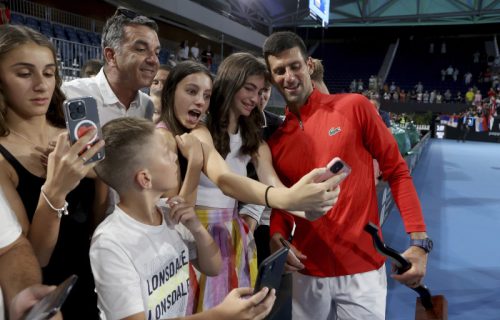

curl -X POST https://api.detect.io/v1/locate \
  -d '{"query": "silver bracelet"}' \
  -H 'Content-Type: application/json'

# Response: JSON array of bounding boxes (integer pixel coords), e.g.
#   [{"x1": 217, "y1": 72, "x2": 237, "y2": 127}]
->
[{"x1": 40, "y1": 186, "x2": 69, "y2": 219}]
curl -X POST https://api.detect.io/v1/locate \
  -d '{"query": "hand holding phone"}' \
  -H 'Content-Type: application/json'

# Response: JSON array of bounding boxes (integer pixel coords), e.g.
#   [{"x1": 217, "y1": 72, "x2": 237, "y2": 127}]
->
[
  {"x1": 313, "y1": 157, "x2": 351, "y2": 183},
  {"x1": 24, "y1": 275, "x2": 78, "y2": 320},
  {"x1": 254, "y1": 245, "x2": 288, "y2": 294},
  {"x1": 62, "y1": 97, "x2": 105, "y2": 164}
]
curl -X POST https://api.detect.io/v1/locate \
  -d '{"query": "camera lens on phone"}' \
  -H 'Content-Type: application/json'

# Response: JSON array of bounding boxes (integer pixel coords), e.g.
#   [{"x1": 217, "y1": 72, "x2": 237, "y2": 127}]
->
[{"x1": 331, "y1": 161, "x2": 344, "y2": 174}]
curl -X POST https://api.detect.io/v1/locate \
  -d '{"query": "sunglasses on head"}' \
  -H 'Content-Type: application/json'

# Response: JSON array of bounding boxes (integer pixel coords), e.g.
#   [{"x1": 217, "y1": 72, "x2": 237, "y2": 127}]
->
[{"x1": 116, "y1": 7, "x2": 140, "y2": 19}]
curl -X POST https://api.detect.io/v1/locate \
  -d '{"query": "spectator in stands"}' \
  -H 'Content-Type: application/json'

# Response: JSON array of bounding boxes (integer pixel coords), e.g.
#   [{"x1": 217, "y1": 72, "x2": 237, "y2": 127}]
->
[
  {"x1": 455, "y1": 91, "x2": 463, "y2": 103},
  {"x1": 263, "y1": 31, "x2": 430, "y2": 320},
  {"x1": 436, "y1": 91, "x2": 443, "y2": 103},
  {"x1": 310, "y1": 58, "x2": 329, "y2": 94},
  {"x1": 392, "y1": 89, "x2": 399, "y2": 102},
  {"x1": 444, "y1": 89, "x2": 452, "y2": 103},
  {"x1": 178, "y1": 40, "x2": 190, "y2": 61},
  {"x1": 200, "y1": 44, "x2": 213, "y2": 70},
  {"x1": 80, "y1": 58, "x2": 103, "y2": 78},
  {"x1": 399, "y1": 89, "x2": 407, "y2": 102},
  {"x1": 487, "y1": 87, "x2": 496, "y2": 99},
  {"x1": 465, "y1": 87, "x2": 475, "y2": 105},
  {"x1": 453, "y1": 67, "x2": 459, "y2": 82},
  {"x1": 0, "y1": 24, "x2": 104, "y2": 319},
  {"x1": 150, "y1": 64, "x2": 172, "y2": 96},
  {"x1": 446, "y1": 65, "x2": 454, "y2": 80},
  {"x1": 474, "y1": 89, "x2": 483, "y2": 107},
  {"x1": 368, "y1": 75, "x2": 377, "y2": 90},
  {"x1": 389, "y1": 81, "x2": 396, "y2": 93},
  {"x1": 349, "y1": 79, "x2": 357, "y2": 92},
  {"x1": 190, "y1": 41, "x2": 200, "y2": 61},
  {"x1": 416, "y1": 90, "x2": 423, "y2": 103},
  {"x1": 415, "y1": 81, "x2": 423, "y2": 93},
  {"x1": 89, "y1": 117, "x2": 276, "y2": 320},
  {"x1": 423, "y1": 90, "x2": 430, "y2": 103},
  {"x1": 168, "y1": 53, "x2": 178, "y2": 67},
  {"x1": 464, "y1": 71, "x2": 473, "y2": 86},
  {"x1": 0, "y1": 187, "x2": 59, "y2": 320},
  {"x1": 62, "y1": 7, "x2": 158, "y2": 125},
  {"x1": 473, "y1": 51, "x2": 480, "y2": 63},
  {"x1": 441, "y1": 68, "x2": 446, "y2": 81},
  {"x1": 357, "y1": 78, "x2": 364, "y2": 92},
  {"x1": 429, "y1": 90, "x2": 436, "y2": 103}
]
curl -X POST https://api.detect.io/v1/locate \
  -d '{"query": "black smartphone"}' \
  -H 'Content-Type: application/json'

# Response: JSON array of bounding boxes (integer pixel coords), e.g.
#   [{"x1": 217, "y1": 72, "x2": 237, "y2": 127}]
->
[
  {"x1": 254, "y1": 245, "x2": 289, "y2": 294},
  {"x1": 25, "y1": 275, "x2": 78, "y2": 320},
  {"x1": 62, "y1": 96, "x2": 105, "y2": 163}
]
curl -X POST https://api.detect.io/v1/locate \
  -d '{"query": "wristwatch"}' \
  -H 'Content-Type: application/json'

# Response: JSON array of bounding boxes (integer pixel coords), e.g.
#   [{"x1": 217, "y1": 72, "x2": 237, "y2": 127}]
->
[{"x1": 410, "y1": 238, "x2": 433, "y2": 253}]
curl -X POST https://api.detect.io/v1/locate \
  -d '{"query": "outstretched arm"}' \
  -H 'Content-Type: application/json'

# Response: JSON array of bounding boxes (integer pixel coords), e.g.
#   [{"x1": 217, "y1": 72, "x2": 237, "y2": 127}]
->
[
  {"x1": 121, "y1": 287, "x2": 275, "y2": 320},
  {"x1": 190, "y1": 126, "x2": 340, "y2": 212}
]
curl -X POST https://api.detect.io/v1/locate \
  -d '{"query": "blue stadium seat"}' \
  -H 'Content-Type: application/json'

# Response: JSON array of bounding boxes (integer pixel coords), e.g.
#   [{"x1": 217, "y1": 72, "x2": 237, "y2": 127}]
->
[
  {"x1": 53, "y1": 23, "x2": 67, "y2": 40},
  {"x1": 24, "y1": 16, "x2": 40, "y2": 32},
  {"x1": 10, "y1": 13, "x2": 24, "y2": 25}
]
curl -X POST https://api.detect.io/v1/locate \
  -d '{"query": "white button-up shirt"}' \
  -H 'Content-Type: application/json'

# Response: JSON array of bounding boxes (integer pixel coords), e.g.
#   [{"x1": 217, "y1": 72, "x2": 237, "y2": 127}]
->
[{"x1": 62, "y1": 68, "x2": 154, "y2": 125}]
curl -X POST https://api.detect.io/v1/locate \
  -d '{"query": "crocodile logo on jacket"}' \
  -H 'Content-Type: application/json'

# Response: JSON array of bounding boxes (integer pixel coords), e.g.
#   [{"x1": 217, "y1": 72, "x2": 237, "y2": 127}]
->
[{"x1": 328, "y1": 127, "x2": 341, "y2": 136}]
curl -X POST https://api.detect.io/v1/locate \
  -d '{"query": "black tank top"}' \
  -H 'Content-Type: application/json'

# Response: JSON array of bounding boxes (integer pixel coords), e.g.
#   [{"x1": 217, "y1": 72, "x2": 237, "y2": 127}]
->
[{"x1": 0, "y1": 144, "x2": 99, "y2": 319}]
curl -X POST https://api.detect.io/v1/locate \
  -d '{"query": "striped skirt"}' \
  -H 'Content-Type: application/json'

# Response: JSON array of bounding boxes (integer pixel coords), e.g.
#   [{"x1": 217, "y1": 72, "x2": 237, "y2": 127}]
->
[{"x1": 188, "y1": 207, "x2": 257, "y2": 313}]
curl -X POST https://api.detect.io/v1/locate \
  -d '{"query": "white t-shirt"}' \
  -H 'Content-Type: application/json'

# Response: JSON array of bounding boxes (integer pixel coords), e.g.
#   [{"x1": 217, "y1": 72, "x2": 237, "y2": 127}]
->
[
  {"x1": 61, "y1": 68, "x2": 154, "y2": 125},
  {"x1": 90, "y1": 204, "x2": 197, "y2": 320},
  {"x1": 0, "y1": 187, "x2": 21, "y2": 249}
]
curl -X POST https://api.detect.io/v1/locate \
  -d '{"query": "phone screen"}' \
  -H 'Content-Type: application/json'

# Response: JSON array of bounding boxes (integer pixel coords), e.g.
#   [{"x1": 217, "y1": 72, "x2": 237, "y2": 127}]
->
[{"x1": 25, "y1": 275, "x2": 78, "y2": 320}]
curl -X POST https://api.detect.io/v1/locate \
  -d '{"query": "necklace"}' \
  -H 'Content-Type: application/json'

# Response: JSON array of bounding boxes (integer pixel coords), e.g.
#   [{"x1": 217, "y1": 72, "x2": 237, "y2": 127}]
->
[{"x1": 9, "y1": 128, "x2": 48, "y2": 149}]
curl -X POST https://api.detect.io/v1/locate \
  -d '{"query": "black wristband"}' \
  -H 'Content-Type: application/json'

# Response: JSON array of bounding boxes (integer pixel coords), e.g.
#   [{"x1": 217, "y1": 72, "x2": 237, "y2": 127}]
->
[{"x1": 265, "y1": 185, "x2": 274, "y2": 208}]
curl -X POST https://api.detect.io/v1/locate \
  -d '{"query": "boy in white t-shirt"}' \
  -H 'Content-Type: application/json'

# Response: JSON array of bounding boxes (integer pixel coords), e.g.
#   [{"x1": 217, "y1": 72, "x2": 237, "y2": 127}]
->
[{"x1": 91, "y1": 117, "x2": 275, "y2": 320}]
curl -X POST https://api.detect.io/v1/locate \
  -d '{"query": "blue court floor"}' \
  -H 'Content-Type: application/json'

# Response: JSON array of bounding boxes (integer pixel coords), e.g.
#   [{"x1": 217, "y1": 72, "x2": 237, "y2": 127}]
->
[{"x1": 384, "y1": 139, "x2": 500, "y2": 320}]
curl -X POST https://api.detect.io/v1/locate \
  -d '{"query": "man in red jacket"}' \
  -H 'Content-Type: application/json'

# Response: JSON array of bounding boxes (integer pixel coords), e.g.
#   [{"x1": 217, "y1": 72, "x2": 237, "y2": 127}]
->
[{"x1": 263, "y1": 31, "x2": 431, "y2": 319}]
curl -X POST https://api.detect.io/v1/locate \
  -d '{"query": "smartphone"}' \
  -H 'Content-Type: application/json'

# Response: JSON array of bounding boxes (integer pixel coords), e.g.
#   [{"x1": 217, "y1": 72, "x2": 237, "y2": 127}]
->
[
  {"x1": 314, "y1": 157, "x2": 351, "y2": 183},
  {"x1": 254, "y1": 246, "x2": 289, "y2": 294},
  {"x1": 25, "y1": 275, "x2": 78, "y2": 320},
  {"x1": 62, "y1": 96, "x2": 105, "y2": 163}
]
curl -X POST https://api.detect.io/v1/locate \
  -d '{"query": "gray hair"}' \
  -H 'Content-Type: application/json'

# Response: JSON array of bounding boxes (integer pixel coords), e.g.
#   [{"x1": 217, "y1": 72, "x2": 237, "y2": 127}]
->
[{"x1": 101, "y1": 8, "x2": 159, "y2": 54}]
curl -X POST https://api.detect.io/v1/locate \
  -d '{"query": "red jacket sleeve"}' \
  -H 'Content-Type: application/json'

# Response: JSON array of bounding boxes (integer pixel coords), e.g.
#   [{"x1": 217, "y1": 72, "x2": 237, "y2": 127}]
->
[{"x1": 269, "y1": 208, "x2": 295, "y2": 239}]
